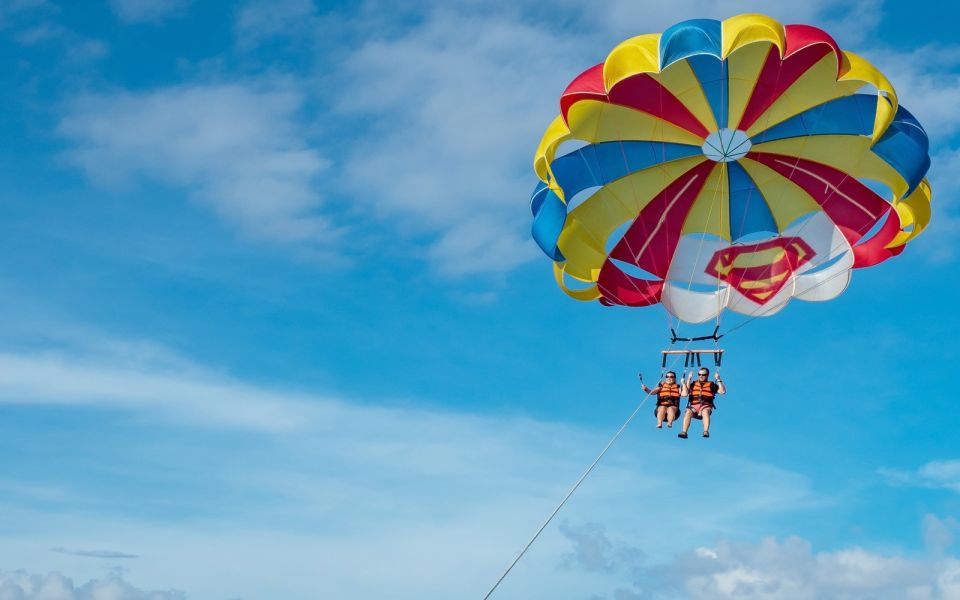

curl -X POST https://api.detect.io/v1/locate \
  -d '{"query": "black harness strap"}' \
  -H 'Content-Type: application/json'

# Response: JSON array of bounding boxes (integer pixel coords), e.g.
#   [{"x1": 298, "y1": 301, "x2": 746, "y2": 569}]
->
[{"x1": 669, "y1": 325, "x2": 723, "y2": 344}]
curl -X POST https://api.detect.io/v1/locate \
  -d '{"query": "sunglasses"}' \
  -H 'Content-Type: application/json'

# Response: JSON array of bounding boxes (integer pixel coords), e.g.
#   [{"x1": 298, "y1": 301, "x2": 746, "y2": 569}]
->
[
  {"x1": 665, "y1": 375, "x2": 675, "y2": 379},
  {"x1": 698, "y1": 373, "x2": 709, "y2": 376}
]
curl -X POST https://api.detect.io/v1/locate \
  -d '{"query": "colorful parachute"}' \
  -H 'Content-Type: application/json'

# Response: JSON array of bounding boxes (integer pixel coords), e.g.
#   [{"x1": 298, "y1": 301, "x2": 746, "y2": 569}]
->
[{"x1": 531, "y1": 14, "x2": 932, "y2": 323}]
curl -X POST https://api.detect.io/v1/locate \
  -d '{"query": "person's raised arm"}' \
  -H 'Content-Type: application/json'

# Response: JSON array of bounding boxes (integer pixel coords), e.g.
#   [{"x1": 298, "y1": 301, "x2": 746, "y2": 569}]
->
[
  {"x1": 639, "y1": 373, "x2": 658, "y2": 396},
  {"x1": 715, "y1": 372, "x2": 726, "y2": 395}
]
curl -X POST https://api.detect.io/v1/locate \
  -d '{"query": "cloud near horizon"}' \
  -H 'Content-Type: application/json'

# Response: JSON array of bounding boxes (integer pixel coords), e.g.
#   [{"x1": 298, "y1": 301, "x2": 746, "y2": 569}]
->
[
  {"x1": 0, "y1": 570, "x2": 183, "y2": 600},
  {"x1": 559, "y1": 520, "x2": 960, "y2": 599},
  {"x1": 665, "y1": 536, "x2": 960, "y2": 600}
]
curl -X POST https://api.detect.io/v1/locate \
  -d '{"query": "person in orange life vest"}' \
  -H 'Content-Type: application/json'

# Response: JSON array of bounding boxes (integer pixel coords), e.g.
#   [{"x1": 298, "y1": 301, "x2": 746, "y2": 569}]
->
[
  {"x1": 678, "y1": 368, "x2": 726, "y2": 439},
  {"x1": 641, "y1": 371, "x2": 682, "y2": 429}
]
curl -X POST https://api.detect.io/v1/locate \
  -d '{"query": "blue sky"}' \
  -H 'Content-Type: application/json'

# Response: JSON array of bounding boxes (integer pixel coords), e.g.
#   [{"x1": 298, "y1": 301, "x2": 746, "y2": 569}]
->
[{"x1": 1, "y1": 0, "x2": 959, "y2": 598}]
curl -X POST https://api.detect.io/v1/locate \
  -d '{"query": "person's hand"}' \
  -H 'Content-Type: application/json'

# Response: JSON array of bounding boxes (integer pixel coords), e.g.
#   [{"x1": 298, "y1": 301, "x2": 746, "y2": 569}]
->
[
  {"x1": 714, "y1": 372, "x2": 722, "y2": 381},
  {"x1": 637, "y1": 372, "x2": 643, "y2": 380}
]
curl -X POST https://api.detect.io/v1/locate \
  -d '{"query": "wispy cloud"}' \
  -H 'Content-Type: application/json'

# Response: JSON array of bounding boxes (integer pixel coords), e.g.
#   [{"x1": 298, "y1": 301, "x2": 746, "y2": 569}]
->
[
  {"x1": 235, "y1": 0, "x2": 322, "y2": 49},
  {"x1": 0, "y1": 0, "x2": 106, "y2": 62},
  {"x1": 866, "y1": 45, "x2": 960, "y2": 145},
  {"x1": 558, "y1": 521, "x2": 644, "y2": 574},
  {"x1": 918, "y1": 147, "x2": 960, "y2": 261},
  {"x1": 107, "y1": 0, "x2": 192, "y2": 24},
  {"x1": 924, "y1": 514, "x2": 960, "y2": 557},
  {"x1": 51, "y1": 547, "x2": 139, "y2": 559},
  {"x1": 16, "y1": 23, "x2": 107, "y2": 61},
  {"x1": 58, "y1": 82, "x2": 336, "y2": 248},
  {"x1": 0, "y1": 0, "x2": 55, "y2": 25},
  {"x1": 0, "y1": 349, "x2": 324, "y2": 432},
  {"x1": 334, "y1": 9, "x2": 586, "y2": 276},
  {"x1": 821, "y1": 28, "x2": 960, "y2": 265},
  {"x1": 0, "y1": 325, "x2": 334, "y2": 431},
  {"x1": 540, "y1": 0, "x2": 882, "y2": 44},
  {"x1": 880, "y1": 459, "x2": 960, "y2": 494}
]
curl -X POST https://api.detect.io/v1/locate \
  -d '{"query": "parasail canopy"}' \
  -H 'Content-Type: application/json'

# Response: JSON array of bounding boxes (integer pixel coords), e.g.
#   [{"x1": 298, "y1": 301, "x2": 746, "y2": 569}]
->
[{"x1": 530, "y1": 14, "x2": 932, "y2": 324}]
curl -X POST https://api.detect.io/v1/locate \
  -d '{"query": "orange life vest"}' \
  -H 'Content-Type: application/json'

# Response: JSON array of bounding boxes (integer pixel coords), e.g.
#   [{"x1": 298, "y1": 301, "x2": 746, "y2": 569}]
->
[
  {"x1": 690, "y1": 380, "x2": 716, "y2": 406},
  {"x1": 657, "y1": 382, "x2": 681, "y2": 406}
]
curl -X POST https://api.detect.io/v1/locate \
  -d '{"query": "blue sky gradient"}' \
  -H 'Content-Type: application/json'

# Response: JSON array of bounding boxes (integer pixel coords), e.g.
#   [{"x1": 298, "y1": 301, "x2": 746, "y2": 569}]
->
[{"x1": 1, "y1": 0, "x2": 960, "y2": 598}]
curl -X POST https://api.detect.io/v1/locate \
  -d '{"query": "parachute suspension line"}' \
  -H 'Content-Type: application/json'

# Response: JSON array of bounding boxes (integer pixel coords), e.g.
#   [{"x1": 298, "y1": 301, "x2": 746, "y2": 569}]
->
[
  {"x1": 557, "y1": 133, "x2": 657, "y2": 315},
  {"x1": 658, "y1": 85, "x2": 676, "y2": 339},
  {"x1": 666, "y1": 147, "x2": 725, "y2": 369},
  {"x1": 481, "y1": 349, "x2": 691, "y2": 600},
  {"x1": 721, "y1": 76, "x2": 894, "y2": 339},
  {"x1": 702, "y1": 56, "x2": 838, "y2": 338},
  {"x1": 719, "y1": 95, "x2": 842, "y2": 334},
  {"x1": 578, "y1": 178, "x2": 654, "y2": 315},
  {"x1": 719, "y1": 61, "x2": 805, "y2": 331},
  {"x1": 569, "y1": 141, "x2": 666, "y2": 313},
  {"x1": 718, "y1": 60, "x2": 729, "y2": 348},
  {"x1": 567, "y1": 123, "x2": 692, "y2": 351},
  {"x1": 721, "y1": 202, "x2": 891, "y2": 338},
  {"x1": 674, "y1": 153, "x2": 727, "y2": 342},
  {"x1": 715, "y1": 161, "x2": 728, "y2": 336},
  {"x1": 722, "y1": 252, "x2": 846, "y2": 338}
]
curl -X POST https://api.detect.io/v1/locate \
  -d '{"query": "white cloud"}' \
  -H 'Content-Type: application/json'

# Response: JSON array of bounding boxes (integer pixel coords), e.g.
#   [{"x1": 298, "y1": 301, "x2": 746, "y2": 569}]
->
[
  {"x1": 58, "y1": 83, "x2": 336, "y2": 246},
  {"x1": 880, "y1": 459, "x2": 960, "y2": 493},
  {"x1": 51, "y1": 0, "x2": 936, "y2": 278},
  {"x1": 544, "y1": 0, "x2": 882, "y2": 45},
  {"x1": 561, "y1": 522, "x2": 960, "y2": 600},
  {"x1": 0, "y1": 571, "x2": 183, "y2": 600},
  {"x1": 235, "y1": 0, "x2": 321, "y2": 49},
  {"x1": 107, "y1": 0, "x2": 191, "y2": 24},
  {"x1": 335, "y1": 9, "x2": 585, "y2": 276},
  {"x1": 649, "y1": 536, "x2": 960, "y2": 600},
  {"x1": 864, "y1": 45, "x2": 960, "y2": 144},
  {"x1": 559, "y1": 521, "x2": 644, "y2": 574},
  {"x1": 915, "y1": 147, "x2": 960, "y2": 261},
  {"x1": 526, "y1": 517, "x2": 960, "y2": 599},
  {"x1": 833, "y1": 42, "x2": 960, "y2": 262},
  {"x1": 924, "y1": 514, "x2": 960, "y2": 557},
  {"x1": 328, "y1": 0, "x2": 898, "y2": 277},
  {"x1": 920, "y1": 461, "x2": 960, "y2": 492}
]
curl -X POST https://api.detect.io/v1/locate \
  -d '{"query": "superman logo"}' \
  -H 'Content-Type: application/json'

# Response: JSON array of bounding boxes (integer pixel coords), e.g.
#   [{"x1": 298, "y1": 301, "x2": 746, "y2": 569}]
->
[{"x1": 704, "y1": 237, "x2": 816, "y2": 304}]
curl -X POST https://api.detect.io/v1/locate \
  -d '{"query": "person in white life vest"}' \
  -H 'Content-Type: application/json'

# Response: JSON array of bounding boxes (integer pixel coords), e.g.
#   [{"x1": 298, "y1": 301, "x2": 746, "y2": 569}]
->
[
  {"x1": 678, "y1": 368, "x2": 726, "y2": 439},
  {"x1": 641, "y1": 371, "x2": 682, "y2": 429}
]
